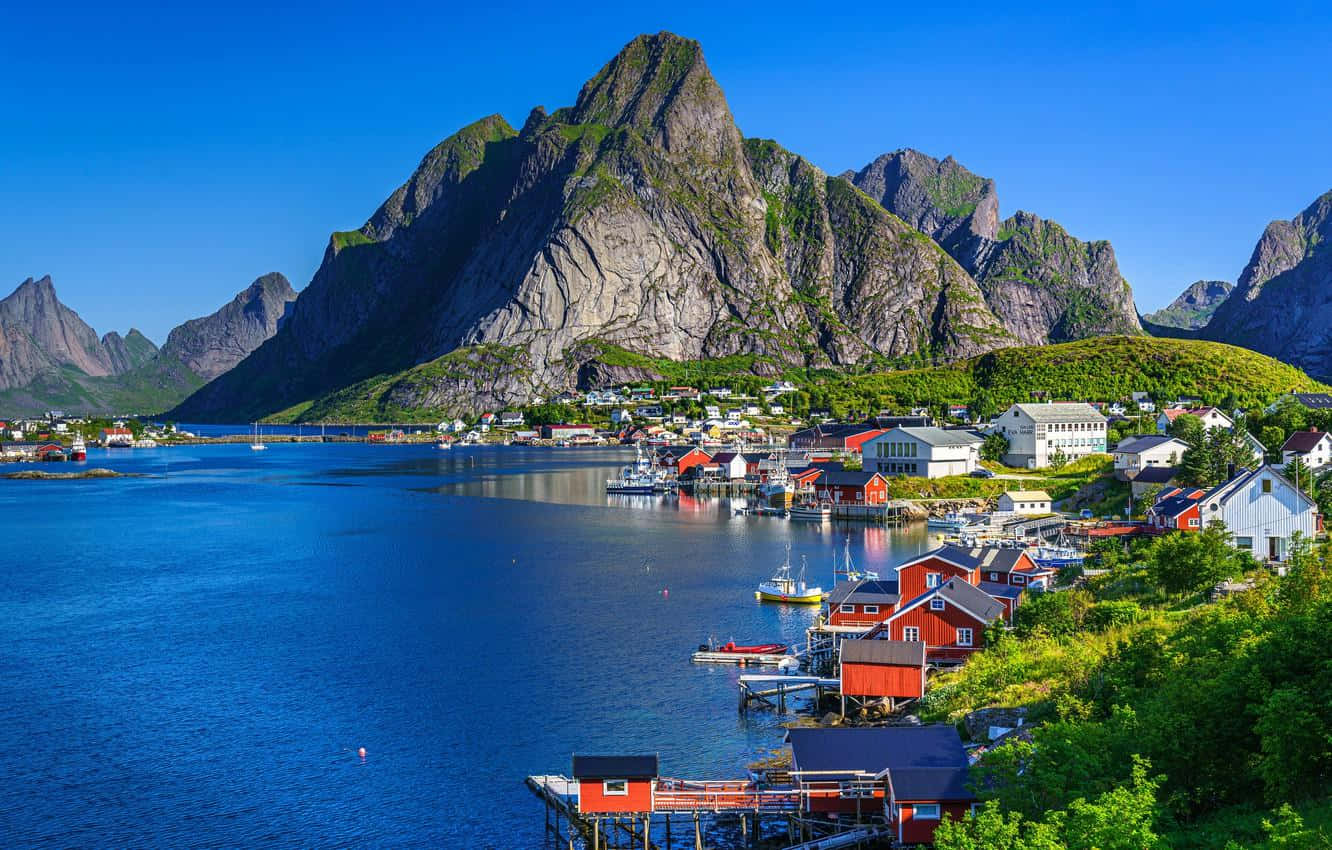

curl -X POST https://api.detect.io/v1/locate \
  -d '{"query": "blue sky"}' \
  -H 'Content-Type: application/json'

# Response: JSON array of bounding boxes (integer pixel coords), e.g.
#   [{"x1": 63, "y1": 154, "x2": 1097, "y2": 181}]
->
[{"x1": 4, "y1": 1, "x2": 1331, "y2": 342}]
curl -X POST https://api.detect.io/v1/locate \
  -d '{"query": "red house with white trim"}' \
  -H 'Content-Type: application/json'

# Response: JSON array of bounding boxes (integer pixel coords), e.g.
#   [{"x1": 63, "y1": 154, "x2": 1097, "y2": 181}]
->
[
  {"x1": 826, "y1": 579, "x2": 901, "y2": 628},
  {"x1": 812, "y1": 469, "x2": 889, "y2": 505},
  {"x1": 895, "y1": 544, "x2": 1053, "y2": 605},
  {"x1": 882, "y1": 578, "x2": 1004, "y2": 662},
  {"x1": 655, "y1": 446, "x2": 711, "y2": 476},
  {"x1": 839, "y1": 639, "x2": 926, "y2": 701},
  {"x1": 572, "y1": 755, "x2": 658, "y2": 814},
  {"x1": 1146, "y1": 487, "x2": 1205, "y2": 531}
]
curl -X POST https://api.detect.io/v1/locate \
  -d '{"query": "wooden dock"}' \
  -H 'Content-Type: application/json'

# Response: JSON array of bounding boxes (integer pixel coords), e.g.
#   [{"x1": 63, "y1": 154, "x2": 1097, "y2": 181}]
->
[
  {"x1": 690, "y1": 650, "x2": 793, "y2": 666},
  {"x1": 737, "y1": 675, "x2": 840, "y2": 713}
]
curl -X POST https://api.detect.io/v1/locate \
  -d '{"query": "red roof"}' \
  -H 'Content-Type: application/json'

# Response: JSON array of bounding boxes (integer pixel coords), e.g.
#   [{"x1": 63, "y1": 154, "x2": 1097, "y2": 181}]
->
[{"x1": 102, "y1": 428, "x2": 132, "y2": 435}]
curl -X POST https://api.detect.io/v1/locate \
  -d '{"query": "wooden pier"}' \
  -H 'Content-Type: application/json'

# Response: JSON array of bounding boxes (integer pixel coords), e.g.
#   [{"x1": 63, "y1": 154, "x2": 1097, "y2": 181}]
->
[
  {"x1": 736, "y1": 675, "x2": 841, "y2": 713},
  {"x1": 690, "y1": 650, "x2": 794, "y2": 666}
]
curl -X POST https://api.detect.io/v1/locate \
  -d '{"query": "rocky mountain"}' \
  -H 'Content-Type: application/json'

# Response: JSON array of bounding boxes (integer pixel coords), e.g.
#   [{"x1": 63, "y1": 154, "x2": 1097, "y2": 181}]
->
[
  {"x1": 1204, "y1": 190, "x2": 1332, "y2": 378},
  {"x1": 1144, "y1": 280, "x2": 1233, "y2": 330},
  {"x1": 846, "y1": 151, "x2": 1142, "y2": 345},
  {"x1": 160, "y1": 273, "x2": 295, "y2": 380},
  {"x1": 0, "y1": 273, "x2": 294, "y2": 415},
  {"x1": 172, "y1": 33, "x2": 1023, "y2": 422}
]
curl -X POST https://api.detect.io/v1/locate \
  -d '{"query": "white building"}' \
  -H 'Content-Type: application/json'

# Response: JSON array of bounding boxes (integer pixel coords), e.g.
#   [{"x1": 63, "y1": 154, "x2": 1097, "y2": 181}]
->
[
  {"x1": 611, "y1": 408, "x2": 634, "y2": 425},
  {"x1": 862, "y1": 427, "x2": 983, "y2": 478},
  {"x1": 1280, "y1": 429, "x2": 1332, "y2": 472},
  {"x1": 994, "y1": 403, "x2": 1108, "y2": 469},
  {"x1": 997, "y1": 490, "x2": 1052, "y2": 515},
  {"x1": 1156, "y1": 406, "x2": 1233, "y2": 434},
  {"x1": 1112, "y1": 434, "x2": 1189, "y2": 480},
  {"x1": 1130, "y1": 392, "x2": 1156, "y2": 413},
  {"x1": 1200, "y1": 465, "x2": 1318, "y2": 562}
]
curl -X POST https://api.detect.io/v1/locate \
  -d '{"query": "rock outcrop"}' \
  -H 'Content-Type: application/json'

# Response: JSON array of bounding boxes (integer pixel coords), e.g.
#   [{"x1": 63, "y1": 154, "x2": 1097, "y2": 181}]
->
[
  {"x1": 171, "y1": 33, "x2": 1019, "y2": 421},
  {"x1": 1204, "y1": 190, "x2": 1332, "y2": 378},
  {"x1": 847, "y1": 152, "x2": 1142, "y2": 345},
  {"x1": 101, "y1": 329, "x2": 160, "y2": 375},
  {"x1": 160, "y1": 273, "x2": 296, "y2": 380},
  {"x1": 1144, "y1": 280, "x2": 1233, "y2": 330},
  {"x1": 0, "y1": 276, "x2": 117, "y2": 388}
]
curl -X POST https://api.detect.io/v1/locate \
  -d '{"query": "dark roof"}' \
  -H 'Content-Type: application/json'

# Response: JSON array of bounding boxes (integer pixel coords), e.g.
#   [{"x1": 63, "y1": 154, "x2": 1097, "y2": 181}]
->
[
  {"x1": 978, "y1": 581, "x2": 1022, "y2": 600},
  {"x1": 1149, "y1": 493, "x2": 1201, "y2": 519},
  {"x1": 786, "y1": 726, "x2": 967, "y2": 781},
  {"x1": 815, "y1": 469, "x2": 882, "y2": 487},
  {"x1": 1281, "y1": 430, "x2": 1329, "y2": 453},
  {"x1": 1132, "y1": 465, "x2": 1180, "y2": 484},
  {"x1": 1115, "y1": 434, "x2": 1183, "y2": 453},
  {"x1": 1293, "y1": 393, "x2": 1332, "y2": 409},
  {"x1": 571, "y1": 755, "x2": 658, "y2": 778},
  {"x1": 886, "y1": 767, "x2": 975, "y2": 802},
  {"x1": 910, "y1": 545, "x2": 1030, "y2": 575},
  {"x1": 866, "y1": 415, "x2": 933, "y2": 428},
  {"x1": 741, "y1": 452, "x2": 771, "y2": 463},
  {"x1": 827, "y1": 579, "x2": 901, "y2": 607},
  {"x1": 710, "y1": 451, "x2": 741, "y2": 464},
  {"x1": 840, "y1": 639, "x2": 925, "y2": 667},
  {"x1": 937, "y1": 578, "x2": 1006, "y2": 622}
]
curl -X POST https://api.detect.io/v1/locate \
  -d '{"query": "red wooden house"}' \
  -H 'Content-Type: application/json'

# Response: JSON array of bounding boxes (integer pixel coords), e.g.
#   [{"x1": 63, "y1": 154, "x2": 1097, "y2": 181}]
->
[
  {"x1": 572, "y1": 755, "x2": 658, "y2": 814},
  {"x1": 785, "y1": 726, "x2": 973, "y2": 824},
  {"x1": 839, "y1": 639, "x2": 926, "y2": 702},
  {"x1": 826, "y1": 579, "x2": 901, "y2": 628},
  {"x1": 655, "y1": 446, "x2": 711, "y2": 476},
  {"x1": 885, "y1": 767, "x2": 977, "y2": 845},
  {"x1": 1146, "y1": 487, "x2": 1205, "y2": 531},
  {"x1": 812, "y1": 470, "x2": 889, "y2": 505},
  {"x1": 896, "y1": 545, "x2": 1054, "y2": 601},
  {"x1": 882, "y1": 578, "x2": 1004, "y2": 662}
]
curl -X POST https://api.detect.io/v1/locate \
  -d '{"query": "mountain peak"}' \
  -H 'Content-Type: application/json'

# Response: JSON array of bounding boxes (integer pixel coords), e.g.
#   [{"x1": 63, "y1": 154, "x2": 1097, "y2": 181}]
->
[
  {"x1": 160, "y1": 273, "x2": 299, "y2": 381},
  {"x1": 563, "y1": 32, "x2": 734, "y2": 158}
]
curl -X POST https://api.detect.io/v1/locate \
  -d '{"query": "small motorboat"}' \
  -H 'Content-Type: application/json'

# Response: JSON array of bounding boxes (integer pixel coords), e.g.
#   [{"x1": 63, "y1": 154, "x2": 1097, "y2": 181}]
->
[
  {"x1": 788, "y1": 501, "x2": 832, "y2": 521},
  {"x1": 697, "y1": 640, "x2": 788, "y2": 656},
  {"x1": 756, "y1": 547, "x2": 823, "y2": 605}
]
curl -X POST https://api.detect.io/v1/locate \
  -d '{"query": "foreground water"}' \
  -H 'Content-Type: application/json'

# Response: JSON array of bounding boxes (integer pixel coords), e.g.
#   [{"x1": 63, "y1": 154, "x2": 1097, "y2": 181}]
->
[{"x1": 0, "y1": 443, "x2": 932, "y2": 847}]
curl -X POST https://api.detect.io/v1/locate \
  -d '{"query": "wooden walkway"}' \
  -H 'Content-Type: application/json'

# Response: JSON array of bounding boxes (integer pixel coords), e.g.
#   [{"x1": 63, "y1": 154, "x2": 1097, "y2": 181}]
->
[{"x1": 737, "y1": 675, "x2": 840, "y2": 713}]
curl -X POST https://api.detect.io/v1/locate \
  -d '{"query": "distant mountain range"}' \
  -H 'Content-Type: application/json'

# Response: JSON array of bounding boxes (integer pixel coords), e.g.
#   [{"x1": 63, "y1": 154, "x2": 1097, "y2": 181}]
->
[
  {"x1": 1144, "y1": 280, "x2": 1234, "y2": 330},
  {"x1": 0, "y1": 274, "x2": 295, "y2": 416}
]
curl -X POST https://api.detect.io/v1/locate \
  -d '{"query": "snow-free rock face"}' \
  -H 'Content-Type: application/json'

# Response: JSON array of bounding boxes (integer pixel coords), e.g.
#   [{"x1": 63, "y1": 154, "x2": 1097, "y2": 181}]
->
[
  {"x1": 1204, "y1": 190, "x2": 1332, "y2": 378},
  {"x1": 1145, "y1": 280, "x2": 1234, "y2": 330},
  {"x1": 0, "y1": 276, "x2": 117, "y2": 387},
  {"x1": 171, "y1": 32, "x2": 1020, "y2": 421},
  {"x1": 160, "y1": 273, "x2": 295, "y2": 381},
  {"x1": 847, "y1": 152, "x2": 1142, "y2": 345}
]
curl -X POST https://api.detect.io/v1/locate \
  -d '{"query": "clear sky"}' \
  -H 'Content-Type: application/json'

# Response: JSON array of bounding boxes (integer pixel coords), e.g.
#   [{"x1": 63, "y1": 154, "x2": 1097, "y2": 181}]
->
[{"x1": 5, "y1": 1, "x2": 1331, "y2": 343}]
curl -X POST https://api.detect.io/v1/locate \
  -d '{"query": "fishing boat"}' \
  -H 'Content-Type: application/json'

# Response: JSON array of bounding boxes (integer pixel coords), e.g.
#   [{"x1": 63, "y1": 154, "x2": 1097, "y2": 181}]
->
[
  {"x1": 927, "y1": 511, "x2": 989, "y2": 533},
  {"x1": 436, "y1": 437, "x2": 452, "y2": 450},
  {"x1": 833, "y1": 536, "x2": 879, "y2": 583},
  {"x1": 69, "y1": 436, "x2": 86, "y2": 462},
  {"x1": 605, "y1": 444, "x2": 657, "y2": 494},
  {"x1": 1031, "y1": 542, "x2": 1085, "y2": 569},
  {"x1": 755, "y1": 548, "x2": 824, "y2": 604},
  {"x1": 788, "y1": 500, "x2": 832, "y2": 521},
  {"x1": 250, "y1": 422, "x2": 267, "y2": 451}
]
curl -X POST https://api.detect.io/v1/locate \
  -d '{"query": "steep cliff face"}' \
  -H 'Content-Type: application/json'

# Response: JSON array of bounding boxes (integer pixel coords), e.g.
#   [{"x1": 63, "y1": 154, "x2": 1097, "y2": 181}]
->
[
  {"x1": 171, "y1": 33, "x2": 1018, "y2": 421},
  {"x1": 101, "y1": 329, "x2": 160, "y2": 375},
  {"x1": 1145, "y1": 280, "x2": 1233, "y2": 330},
  {"x1": 0, "y1": 276, "x2": 116, "y2": 388},
  {"x1": 1204, "y1": 190, "x2": 1332, "y2": 377},
  {"x1": 847, "y1": 152, "x2": 1142, "y2": 345},
  {"x1": 160, "y1": 273, "x2": 295, "y2": 380}
]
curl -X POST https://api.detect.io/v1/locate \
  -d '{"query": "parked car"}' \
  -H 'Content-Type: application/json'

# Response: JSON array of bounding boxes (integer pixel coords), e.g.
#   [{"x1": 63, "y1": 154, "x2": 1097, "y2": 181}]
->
[{"x1": 970, "y1": 468, "x2": 996, "y2": 478}]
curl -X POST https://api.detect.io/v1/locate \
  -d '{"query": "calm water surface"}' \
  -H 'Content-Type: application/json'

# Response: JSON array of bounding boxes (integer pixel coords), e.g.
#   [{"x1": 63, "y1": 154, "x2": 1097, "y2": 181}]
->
[{"x1": 0, "y1": 443, "x2": 934, "y2": 847}]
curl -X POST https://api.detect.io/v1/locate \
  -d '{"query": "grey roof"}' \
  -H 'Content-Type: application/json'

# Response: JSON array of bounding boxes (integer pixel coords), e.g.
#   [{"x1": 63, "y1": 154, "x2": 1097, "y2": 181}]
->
[
  {"x1": 1132, "y1": 465, "x2": 1180, "y2": 484},
  {"x1": 1011, "y1": 402, "x2": 1107, "y2": 423},
  {"x1": 908, "y1": 544, "x2": 1031, "y2": 575},
  {"x1": 827, "y1": 579, "x2": 900, "y2": 607},
  {"x1": 840, "y1": 639, "x2": 925, "y2": 667},
  {"x1": 1293, "y1": 393, "x2": 1332, "y2": 409},
  {"x1": 887, "y1": 767, "x2": 975, "y2": 802},
  {"x1": 1115, "y1": 434, "x2": 1184, "y2": 453},
  {"x1": 816, "y1": 469, "x2": 882, "y2": 487},
  {"x1": 978, "y1": 581, "x2": 1022, "y2": 600},
  {"x1": 937, "y1": 578, "x2": 1006, "y2": 622},
  {"x1": 572, "y1": 755, "x2": 658, "y2": 778},
  {"x1": 888, "y1": 426, "x2": 984, "y2": 447},
  {"x1": 786, "y1": 726, "x2": 967, "y2": 781}
]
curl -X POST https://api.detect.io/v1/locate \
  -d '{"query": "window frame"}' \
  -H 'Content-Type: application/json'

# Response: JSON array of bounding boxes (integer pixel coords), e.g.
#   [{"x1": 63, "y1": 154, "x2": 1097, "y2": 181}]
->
[
  {"x1": 925, "y1": 572, "x2": 942, "y2": 588},
  {"x1": 839, "y1": 603, "x2": 856, "y2": 614},
  {"x1": 914, "y1": 803, "x2": 941, "y2": 820},
  {"x1": 862, "y1": 604, "x2": 880, "y2": 615},
  {"x1": 930, "y1": 597, "x2": 946, "y2": 611},
  {"x1": 602, "y1": 779, "x2": 629, "y2": 797},
  {"x1": 902, "y1": 626, "x2": 920, "y2": 642},
  {"x1": 957, "y1": 627, "x2": 973, "y2": 647}
]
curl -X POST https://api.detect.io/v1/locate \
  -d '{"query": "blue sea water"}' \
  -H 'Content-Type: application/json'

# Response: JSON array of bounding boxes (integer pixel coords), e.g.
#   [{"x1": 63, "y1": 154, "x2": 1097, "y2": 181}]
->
[{"x1": 0, "y1": 443, "x2": 932, "y2": 847}]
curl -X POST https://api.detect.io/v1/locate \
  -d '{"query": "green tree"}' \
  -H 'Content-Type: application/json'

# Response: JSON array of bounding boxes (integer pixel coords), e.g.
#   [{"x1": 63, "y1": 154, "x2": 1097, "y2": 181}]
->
[
  {"x1": 1168, "y1": 412, "x2": 1206, "y2": 444},
  {"x1": 1146, "y1": 521, "x2": 1248, "y2": 594},
  {"x1": 1282, "y1": 456, "x2": 1314, "y2": 497},
  {"x1": 1260, "y1": 425, "x2": 1287, "y2": 459},
  {"x1": 1049, "y1": 448, "x2": 1069, "y2": 470},
  {"x1": 982, "y1": 432, "x2": 1010, "y2": 463}
]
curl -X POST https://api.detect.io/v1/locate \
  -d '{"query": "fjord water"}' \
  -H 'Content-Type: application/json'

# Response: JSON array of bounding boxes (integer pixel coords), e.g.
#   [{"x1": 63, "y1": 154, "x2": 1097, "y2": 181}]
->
[{"x1": 0, "y1": 444, "x2": 930, "y2": 847}]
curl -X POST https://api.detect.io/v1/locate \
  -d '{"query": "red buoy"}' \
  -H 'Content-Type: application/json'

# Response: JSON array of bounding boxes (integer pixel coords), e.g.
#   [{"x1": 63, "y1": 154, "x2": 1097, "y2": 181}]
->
[{"x1": 358, "y1": 747, "x2": 367, "y2": 759}]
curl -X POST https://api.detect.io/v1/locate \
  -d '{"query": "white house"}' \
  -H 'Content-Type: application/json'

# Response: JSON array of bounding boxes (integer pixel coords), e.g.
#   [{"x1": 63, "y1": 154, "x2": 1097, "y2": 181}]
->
[
  {"x1": 993, "y1": 403, "x2": 1108, "y2": 469},
  {"x1": 708, "y1": 387, "x2": 733, "y2": 399},
  {"x1": 1130, "y1": 392, "x2": 1156, "y2": 413},
  {"x1": 762, "y1": 381, "x2": 797, "y2": 397},
  {"x1": 769, "y1": 404, "x2": 785, "y2": 415},
  {"x1": 499, "y1": 411, "x2": 524, "y2": 427},
  {"x1": 997, "y1": 490, "x2": 1052, "y2": 515},
  {"x1": 862, "y1": 427, "x2": 983, "y2": 478},
  {"x1": 1156, "y1": 406, "x2": 1233, "y2": 434},
  {"x1": 438, "y1": 418, "x2": 466, "y2": 433},
  {"x1": 1112, "y1": 434, "x2": 1189, "y2": 480},
  {"x1": 611, "y1": 408, "x2": 634, "y2": 425},
  {"x1": 1199, "y1": 465, "x2": 1318, "y2": 562},
  {"x1": 707, "y1": 451, "x2": 748, "y2": 480},
  {"x1": 704, "y1": 405, "x2": 721, "y2": 420},
  {"x1": 1281, "y1": 429, "x2": 1332, "y2": 472}
]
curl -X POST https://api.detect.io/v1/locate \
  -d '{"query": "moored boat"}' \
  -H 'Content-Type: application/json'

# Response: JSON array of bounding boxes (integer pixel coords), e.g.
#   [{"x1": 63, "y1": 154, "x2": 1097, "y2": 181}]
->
[
  {"x1": 788, "y1": 501, "x2": 832, "y2": 521},
  {"x1": 69, "y1": 436, "x2": 86, "y2": 462},
  {"x1": 755, "y1": 548, "x2": 823, "y2": 604}
]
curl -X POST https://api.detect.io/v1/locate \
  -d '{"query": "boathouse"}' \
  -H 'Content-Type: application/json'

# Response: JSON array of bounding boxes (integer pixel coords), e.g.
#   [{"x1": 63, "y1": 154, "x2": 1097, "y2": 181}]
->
[
  {"x1": 839, "y1": 638, "x2": 926, "y2": 702},
  {"x1": 813, "y1": 470, "x2": 889, "y2": 505},
  {"x1": 896, "y1": 545, "x2": 1054, "y2": 599},
  {"x1": 785, "y1": 726, "x2": 973, "y2": 824},
  {"x1": 827, "y1": 579, "x2": 901, "y2": 628},
  {"x1": 656, "y1": 446, "x2": 711, "y2": 475},
  {"x1": 571, "y1": 755, "x2": 658, "y2": 814}
]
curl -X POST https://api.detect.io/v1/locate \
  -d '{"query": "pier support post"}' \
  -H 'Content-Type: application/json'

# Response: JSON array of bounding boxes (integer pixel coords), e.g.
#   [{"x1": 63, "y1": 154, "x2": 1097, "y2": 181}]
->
[
  {"x1": 694, "y1": 811, "x2": 702, "y2": 850},
  {"x1": 593, "y1": 818, "x2": 599, "y2": 850},
  {"x1": 665, "y1": 814, "x2": 672, "y2": 849}
]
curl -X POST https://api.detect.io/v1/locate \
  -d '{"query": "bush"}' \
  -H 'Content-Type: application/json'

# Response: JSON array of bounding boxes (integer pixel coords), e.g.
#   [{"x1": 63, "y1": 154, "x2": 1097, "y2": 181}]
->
[
  {"x1": 1014, "y1": 589, "x2": 1093, "y2": 637},
  {"x1": 1085, "y1": 600, "x2": 1145, "y2": 631}
]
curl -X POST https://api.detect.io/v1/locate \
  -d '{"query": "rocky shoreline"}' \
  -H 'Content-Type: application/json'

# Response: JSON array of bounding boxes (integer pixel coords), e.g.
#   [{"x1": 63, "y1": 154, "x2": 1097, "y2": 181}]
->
[{"x1": 3, "y1": 468, "x2": 137, "y2": 480}]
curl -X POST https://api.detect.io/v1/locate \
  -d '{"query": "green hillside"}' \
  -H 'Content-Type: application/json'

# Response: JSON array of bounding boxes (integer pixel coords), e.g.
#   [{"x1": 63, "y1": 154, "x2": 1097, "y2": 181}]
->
[{"x1": 0, "y1": 358, "x2": 204, "y2": 417}]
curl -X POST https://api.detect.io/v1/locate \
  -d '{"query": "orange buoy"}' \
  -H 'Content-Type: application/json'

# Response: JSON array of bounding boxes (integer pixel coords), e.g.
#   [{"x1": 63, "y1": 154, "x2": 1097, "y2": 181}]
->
[{"x1": 358, "y1": 747, "x2": 367, "y2": 759}]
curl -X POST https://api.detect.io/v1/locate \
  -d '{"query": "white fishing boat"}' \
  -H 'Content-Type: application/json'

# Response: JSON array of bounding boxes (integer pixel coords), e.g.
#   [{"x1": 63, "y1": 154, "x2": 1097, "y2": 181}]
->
[
  {"x1": 788, "y1": 500, "x2": 832, "y2": 521},
  {"x1": 250, "y1": 422, "x2": 267, "y2": 451},
  {"x1": 755, "y1": 547, "x2": 823, "y2": 604},
  {"x1": 606, "y1": 444, "x2": 658, "y2": 494},
  {"x1": 927, "y1": 511, "x2": 988, "y2": 533},
  {"x1": 833, "y1": 536, "x2": 879, "y2": 583}
]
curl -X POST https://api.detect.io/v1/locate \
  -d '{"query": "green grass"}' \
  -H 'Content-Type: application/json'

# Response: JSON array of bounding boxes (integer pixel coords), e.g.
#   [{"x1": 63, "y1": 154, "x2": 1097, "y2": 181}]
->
[{"x1": 330, "y1": 230, "x2": 375, "y2": 252}]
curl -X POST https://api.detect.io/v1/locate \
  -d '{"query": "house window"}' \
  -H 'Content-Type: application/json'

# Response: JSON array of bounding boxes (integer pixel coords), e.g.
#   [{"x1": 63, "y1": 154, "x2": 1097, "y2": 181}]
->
[
  {"x1": 840, "y1": 604, "x2": 856, "y2": 613},
  {"x1": 989, "y1": 572, "x2": 999, "y2": 581},
  {"x1": 1236, "y1": 536, "x2": 1253, "y2": 550},
  {"x1": 930, "y1": 598, "x2": 946, "y2": 611},
  {"x1": 914, "y1": 804, "x2": 941, "y2": 820},
  {"x1": 603, "y1": 779, "x2": 629, "y2": 796},
  {"x1": 1262, "y1": 478, "x2": 1272, "y2": 494},
  {"x1": 925, "y1": 573, "x2": 941, "y2": 588},
  {"x1": 957, "y1": 628, "x2": 973, "y2": 646},
  {"x1": 903, "y1": 626, "x2": 920, "y2": 642},
  {"x1": 1012, "y1": 575, "x2": 1025, "y2": 585},
  {"x1": 863, "y1": 605, "x2": 879, "y2": 615},
  {"x1": 1188, "y1": 518, "x2": 1200, "y2": 528}
]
